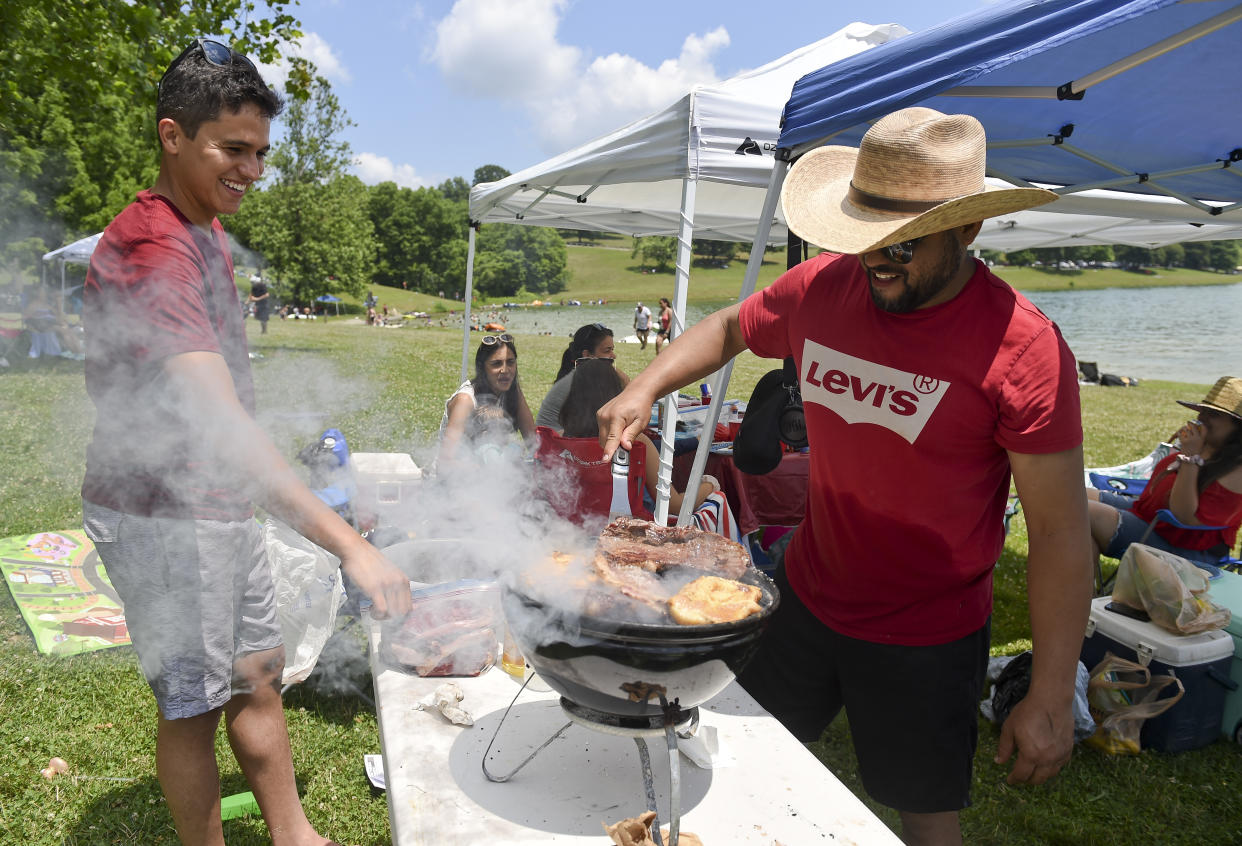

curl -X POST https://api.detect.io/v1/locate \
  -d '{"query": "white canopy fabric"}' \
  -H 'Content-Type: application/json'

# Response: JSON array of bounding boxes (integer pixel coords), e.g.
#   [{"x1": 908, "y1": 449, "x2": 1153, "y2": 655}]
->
[
  {"x1": 40, "y1": 232, "x2": 102, "y2": 295},
  {"x1": 42, "y1": 232, "x2": 101, "y2": 265}
]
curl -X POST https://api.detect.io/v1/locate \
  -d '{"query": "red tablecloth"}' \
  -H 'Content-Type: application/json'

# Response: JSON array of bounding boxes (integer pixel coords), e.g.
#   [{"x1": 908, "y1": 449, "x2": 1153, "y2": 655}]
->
[{"x1": 673, "y1": 449, "x2": 809, "y2": 536}]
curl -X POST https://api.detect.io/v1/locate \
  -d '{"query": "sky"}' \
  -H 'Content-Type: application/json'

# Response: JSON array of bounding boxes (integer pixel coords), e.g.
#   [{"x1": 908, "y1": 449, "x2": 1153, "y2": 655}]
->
[{"x1": 253, "y1": 0, "x2": 993, "y2": 190}]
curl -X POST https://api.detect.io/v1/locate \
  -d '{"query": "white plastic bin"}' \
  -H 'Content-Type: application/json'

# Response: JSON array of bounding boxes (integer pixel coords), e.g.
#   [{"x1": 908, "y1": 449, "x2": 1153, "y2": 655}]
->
[{"x1": 352, "y1": 453, "x2": 422, "y2": 526}]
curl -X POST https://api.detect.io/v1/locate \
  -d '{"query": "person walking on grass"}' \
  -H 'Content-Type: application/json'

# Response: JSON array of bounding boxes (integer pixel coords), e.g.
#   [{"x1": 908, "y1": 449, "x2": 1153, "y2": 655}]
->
[
  {"x1": 633, "y1": 300, "x2": 652, "y2": 350},
  {"x1": 598, "y1": 108, "x2": 1093, "y2": 846},
  {"x1": 81, "y1": 38, "x2": 410, "y2": 846}
]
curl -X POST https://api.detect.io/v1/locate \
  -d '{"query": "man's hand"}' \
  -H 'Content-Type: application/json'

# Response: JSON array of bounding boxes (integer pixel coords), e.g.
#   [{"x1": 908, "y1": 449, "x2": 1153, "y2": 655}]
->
[
  {"x1": 339, "y1": 544, "x2": 411, "y2": 621},
  {"x1": 994, "y1": 692, "x2": 1074, "y2": 785},
  {"x1": 598, "y1": 386, "x2": 658, "y2": 462}
]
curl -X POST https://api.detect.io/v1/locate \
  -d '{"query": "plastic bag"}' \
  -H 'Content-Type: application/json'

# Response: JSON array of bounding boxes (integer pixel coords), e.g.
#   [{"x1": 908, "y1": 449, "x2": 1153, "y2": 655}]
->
[
  {"x1": 1112, "y1": 543, "x2": 1231, "y2": 635},
  {"x1": 1084, "y1": 652, "x2": 1184, "y2": 755},
  {"x1": 980, "y1": 654, "x2": 1096, "y2": 743},
  {"x1": 264, "y1": 518, "x2": 347, "y2": 684}
]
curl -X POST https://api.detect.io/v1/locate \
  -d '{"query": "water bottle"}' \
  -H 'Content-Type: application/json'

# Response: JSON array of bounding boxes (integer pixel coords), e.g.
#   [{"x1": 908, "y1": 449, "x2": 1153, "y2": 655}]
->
[
  {"x1": 700, "y1": 382, "x2": 712, "y2": 405},
  {"x1": 608, "y1": 447, "x2": 631, "y2": 522}
]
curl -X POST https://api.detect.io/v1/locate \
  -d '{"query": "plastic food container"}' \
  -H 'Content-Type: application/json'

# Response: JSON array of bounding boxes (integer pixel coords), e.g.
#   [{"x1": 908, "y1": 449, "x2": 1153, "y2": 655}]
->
[{"x1": 380, "y1": 580, "x2": 500, "y2": 677}]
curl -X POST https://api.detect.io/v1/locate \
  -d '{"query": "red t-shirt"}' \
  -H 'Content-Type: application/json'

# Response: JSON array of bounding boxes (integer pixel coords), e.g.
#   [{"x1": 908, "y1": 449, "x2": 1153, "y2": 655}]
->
[
  {"x1": 739, "y1": 253, "x2": 1082, "y2": 645},
  {"x1": 82, "y1": 191, "x2": 255, "y2": 520},
  {"x1": 1132, "y1": 454, "x2": 1242, "y2": 550}
]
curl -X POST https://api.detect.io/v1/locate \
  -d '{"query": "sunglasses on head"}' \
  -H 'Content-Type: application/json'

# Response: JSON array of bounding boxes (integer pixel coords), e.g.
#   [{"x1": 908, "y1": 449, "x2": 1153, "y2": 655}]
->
[
  {"x1": 880, "y1": 236, "x2": 925, "y2": 264},
  {"x1": 481, "y1": 333, "x2": 514, "y2": 346},
  {"x1": 159, "y1": 38, "x2": 257, "y2": 94}
]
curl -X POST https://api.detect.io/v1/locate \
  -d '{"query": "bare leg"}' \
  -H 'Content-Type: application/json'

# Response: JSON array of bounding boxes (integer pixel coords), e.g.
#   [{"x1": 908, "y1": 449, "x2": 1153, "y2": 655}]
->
[
  {"x1": 157, "y1": 707, "x2": 226, "y2": 846},
  {"x1": 899, "y1": 810, "x2": 962, "y2": 846},
  {"x1": 1087, "y1": 499, "x2": 1122, "y2": 593},
  {"x1": 224, "y1": 647, "x2": 329, "y2": 846}
]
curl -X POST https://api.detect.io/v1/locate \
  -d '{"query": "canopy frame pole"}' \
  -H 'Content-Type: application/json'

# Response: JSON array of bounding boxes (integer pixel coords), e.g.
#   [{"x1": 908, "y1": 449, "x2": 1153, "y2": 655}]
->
[
  {"x1": 461, "y1": 223, "x2": 478, "y2": 382},
  {"x1": 675, "y1": 160, "x2": 788, "y2": 527},
  {"x1": 653, "y1": 177, "x2": 697, "y2": 526}
]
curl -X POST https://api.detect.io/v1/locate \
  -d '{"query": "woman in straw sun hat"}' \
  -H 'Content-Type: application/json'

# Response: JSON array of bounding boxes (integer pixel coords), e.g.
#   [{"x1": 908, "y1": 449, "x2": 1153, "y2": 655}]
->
[
  {"x1": 1088, "y1": 376, "x2": 1242, "y2": 570},
  {"x1": 597, "y1": 107, "x2": 1093, "y2": 844}
]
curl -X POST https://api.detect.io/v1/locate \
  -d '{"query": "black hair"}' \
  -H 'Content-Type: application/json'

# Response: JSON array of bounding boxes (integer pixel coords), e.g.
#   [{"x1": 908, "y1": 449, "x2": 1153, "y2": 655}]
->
[
  {"x1": 555, "y1": 323, "x2": 613, "y2": 381},
  {"x1": 560, "y1": 359, "x2": 624, "y2": 438},
  {"x1": 472, "y1": 337, "x2": 523, "y2": 422},
  {"x1": 1200, "y1": 412, "x2": 1242, "y2": 493},
  {"x1": 156, "y1": 45, "x2": 283, "y2": 138}
]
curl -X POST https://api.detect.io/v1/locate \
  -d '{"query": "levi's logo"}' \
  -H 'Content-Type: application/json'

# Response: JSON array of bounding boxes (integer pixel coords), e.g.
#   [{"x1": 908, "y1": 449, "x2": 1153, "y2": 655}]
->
[{"x1": 799, "y1": 340, "x2": 949, "y2": 444}]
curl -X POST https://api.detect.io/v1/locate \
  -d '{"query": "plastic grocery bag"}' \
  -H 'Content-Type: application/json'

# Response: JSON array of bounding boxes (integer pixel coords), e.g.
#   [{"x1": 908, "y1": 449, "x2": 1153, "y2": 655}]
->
[
  {"x1": 264, "y1": 518, "x2": 347, "y2": 684},
  {"x1": 1084, "y1": 652, "x2": 1184, "y2": 755},
  {"x1": 1112, "y1": 543, "x2": 1231, "y2": 635}
]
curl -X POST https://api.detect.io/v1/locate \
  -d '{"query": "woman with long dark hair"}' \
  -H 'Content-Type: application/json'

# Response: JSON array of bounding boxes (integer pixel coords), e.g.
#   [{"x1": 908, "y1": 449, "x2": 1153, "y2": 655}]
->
[
  {"x1": 535, "y1": 322, "x2": 624, "y2": 431},
  {"x1": 559, "y1": 359, "x2": 716, "y2": 515},
  {"x1": 1088, "y1": 376, "x2": 1242, "y2": 569},
  {"x1": 438, "y1": 333, "x2": 535, "y2": 464}
]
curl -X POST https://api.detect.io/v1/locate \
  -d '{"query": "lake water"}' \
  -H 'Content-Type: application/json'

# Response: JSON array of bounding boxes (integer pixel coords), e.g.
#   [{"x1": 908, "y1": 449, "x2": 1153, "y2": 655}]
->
[{"x1": 491, "y1": 282, "x2": 1242, "y2": 387}]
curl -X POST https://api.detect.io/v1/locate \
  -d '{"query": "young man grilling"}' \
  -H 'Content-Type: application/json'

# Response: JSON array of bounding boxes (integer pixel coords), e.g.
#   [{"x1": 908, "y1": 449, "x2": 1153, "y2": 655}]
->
[{"x1": 81, "y1": 39, "x2": 410, "y2": 846}]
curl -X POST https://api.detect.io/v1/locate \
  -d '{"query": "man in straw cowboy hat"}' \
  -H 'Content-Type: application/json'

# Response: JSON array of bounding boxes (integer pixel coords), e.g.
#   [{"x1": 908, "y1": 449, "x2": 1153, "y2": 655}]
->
[{"x1": 598, "y1": 108, "x2": 1093, "y2": 845}]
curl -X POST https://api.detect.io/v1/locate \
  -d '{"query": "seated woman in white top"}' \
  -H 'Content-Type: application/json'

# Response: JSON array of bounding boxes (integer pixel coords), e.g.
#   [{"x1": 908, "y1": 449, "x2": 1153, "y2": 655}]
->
[
  {"x1": 439, "y1": 334, "x2": 535, "y2": 466},
  {"x1": 536, "y1": 323, "x2": 626, "y2": 431}
]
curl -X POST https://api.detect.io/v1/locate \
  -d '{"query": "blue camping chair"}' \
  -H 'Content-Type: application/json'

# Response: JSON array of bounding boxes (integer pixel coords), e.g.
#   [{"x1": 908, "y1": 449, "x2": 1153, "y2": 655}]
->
[{"x1": 1091, "y1": 473, "x2": 1242, "y2": 593}]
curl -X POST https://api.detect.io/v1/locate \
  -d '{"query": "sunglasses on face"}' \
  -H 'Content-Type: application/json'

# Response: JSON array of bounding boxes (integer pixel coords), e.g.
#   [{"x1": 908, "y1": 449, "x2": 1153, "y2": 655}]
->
[
  {"x1": 159, "y1": 38, "x2": 257, "y2": 94},
  {"x1": 481, "y1": 334, "x2": 514, "y2": 346},
  {"x1": 880, "y1": 236, "x2": 925, "y2": 264}
]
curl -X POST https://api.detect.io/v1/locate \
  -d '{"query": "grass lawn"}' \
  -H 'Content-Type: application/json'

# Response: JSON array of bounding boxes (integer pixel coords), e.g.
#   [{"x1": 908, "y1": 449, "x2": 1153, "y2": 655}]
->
[{"x1": 1, "y1": 318, "x2": 1239, "y2": 844}]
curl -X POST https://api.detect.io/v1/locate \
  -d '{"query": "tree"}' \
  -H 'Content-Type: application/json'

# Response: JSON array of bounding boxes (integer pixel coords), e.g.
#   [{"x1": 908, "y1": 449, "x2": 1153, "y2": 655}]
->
[
  {"x1": 473, "y1": 224, "x2": 568, "y2": 297},
  {"x1": 0, "y1": 1, "x2": 302, "y2": 275},
  {"x1": 226, "y1": 63, "x2": 374, "y2": 303},
  {"x1": 228, "y1": 176, "x2": 375, "y2": 305},
  {"x1": 265, "y1": 60, "x2": 353, "y2": 186},
  {"x1": 436, "y1": 176, "x2": 470, "y2": 204},
  {"x1": 1114, "y1": 245, "x2": 1153, "y2": 269},
  {"x1": 693, "y1": 238, "x2": 738, "y2": 266},
  {"x1": 1208, "y1": 240, "x2": 1241, "y2": 272},
  {"x1": 1182, "y1": 242, "x2": 1212, "y2": 270},
  {"x1": 472, "y1": 164, "x2": 511, "y2": 186},
  {"x1": 367, "y1": 182, "x2": 468, "y2": 292},
  {"x1": 1005, "y1": 249, "x2": 1036, "y2": 267},
  {"x1": 631, "y1": 236, "x2": 677, "y2": 273}
]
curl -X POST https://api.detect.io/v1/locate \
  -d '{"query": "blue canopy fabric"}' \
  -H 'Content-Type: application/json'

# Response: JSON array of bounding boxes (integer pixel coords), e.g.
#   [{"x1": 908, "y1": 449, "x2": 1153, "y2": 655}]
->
[
  {"x1": 315, "y1": 295, "x2": 343, "y2": 303},
  {"x1": 778, "y1": 0, "x2": 1242, "y2": 214}
]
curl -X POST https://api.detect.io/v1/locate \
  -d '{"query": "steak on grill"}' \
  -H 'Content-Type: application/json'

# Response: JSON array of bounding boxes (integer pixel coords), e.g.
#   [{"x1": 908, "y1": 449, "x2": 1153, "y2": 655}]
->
[{"x1": 594, "y1": 516, "x2": 750, "y2": 580}]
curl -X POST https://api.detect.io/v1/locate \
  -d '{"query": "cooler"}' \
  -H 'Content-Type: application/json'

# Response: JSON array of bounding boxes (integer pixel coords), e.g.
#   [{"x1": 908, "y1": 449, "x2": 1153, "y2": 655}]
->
[
  {"x1": 1081, "y1": 595, "x2": 1234, "y2": 752},
  {"x1": 351, "y1": 453, "x2": 422, "y2": 527},
  {"x1": 1203, "y1": 569, "x2": 1242, "y2": 742}
]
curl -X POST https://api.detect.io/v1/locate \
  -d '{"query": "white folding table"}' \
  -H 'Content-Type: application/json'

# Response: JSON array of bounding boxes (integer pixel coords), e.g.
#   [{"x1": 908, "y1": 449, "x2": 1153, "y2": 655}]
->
[{"x1": 366, "y1": 615, "x2": 902, "y2": 845}]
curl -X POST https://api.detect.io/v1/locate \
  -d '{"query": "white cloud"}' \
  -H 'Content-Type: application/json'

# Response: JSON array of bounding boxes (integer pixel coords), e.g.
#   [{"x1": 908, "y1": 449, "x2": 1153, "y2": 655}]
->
[
  {"x1": 353, "y1": 152, "x2": 428, "y2": 189},
  {"x1": 258, "y1": 31, "x2": 352, "y2": 90},
  {"x1": 430, "y1": 0, "x2": 729, "y2": 151}
]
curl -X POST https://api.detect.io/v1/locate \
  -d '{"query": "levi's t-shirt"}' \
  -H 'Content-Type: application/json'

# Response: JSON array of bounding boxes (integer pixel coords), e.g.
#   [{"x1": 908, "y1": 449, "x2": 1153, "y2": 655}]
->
[
  {"x1": 82, "y1": 191, "x2": 255, "y2": 521},
  {"x1": 739, "y1": 252, "x2": 1082, "y2": 645}
]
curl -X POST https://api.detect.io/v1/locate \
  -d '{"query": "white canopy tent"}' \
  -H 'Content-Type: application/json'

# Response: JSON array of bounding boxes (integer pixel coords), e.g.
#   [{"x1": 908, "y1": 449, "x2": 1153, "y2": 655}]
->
[
  {"x1": 40, "y1": 232, "x2": 102, "y2": 296},
  {"x1": 466, "y1": 22, "x2": 908, "y2": 523}
]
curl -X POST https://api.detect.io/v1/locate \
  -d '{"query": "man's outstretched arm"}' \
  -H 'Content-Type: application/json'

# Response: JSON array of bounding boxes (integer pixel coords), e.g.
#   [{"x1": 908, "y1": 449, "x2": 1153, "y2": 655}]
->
[{"x1": 598, "y1": 302, "x2": 748, "y2": 461}]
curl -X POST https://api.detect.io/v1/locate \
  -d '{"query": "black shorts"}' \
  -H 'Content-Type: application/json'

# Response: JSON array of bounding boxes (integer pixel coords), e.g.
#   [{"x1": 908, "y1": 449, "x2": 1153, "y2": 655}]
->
[{"x1": 738, "y1": 567, "x2": 989, "y2": 814}]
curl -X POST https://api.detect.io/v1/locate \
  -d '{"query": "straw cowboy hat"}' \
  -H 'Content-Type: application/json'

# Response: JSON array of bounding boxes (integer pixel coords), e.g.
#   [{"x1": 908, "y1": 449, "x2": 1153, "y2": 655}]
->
[
  {"x1": 1177, "y1": 376, "x2": 1242, "y2": 421},
  {"x1": 781, "y1": 107, "x2": 1058, "y2": 255}
]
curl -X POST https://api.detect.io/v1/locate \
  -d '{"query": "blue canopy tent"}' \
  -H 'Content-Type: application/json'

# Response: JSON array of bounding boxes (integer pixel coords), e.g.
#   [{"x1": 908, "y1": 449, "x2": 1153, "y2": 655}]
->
[
  {"x1": 315, "y1": 294, "x2": 342, "y2": 317},
  {"x1": 677, "y1": 0, "x2": 1242, "y2": 524}
]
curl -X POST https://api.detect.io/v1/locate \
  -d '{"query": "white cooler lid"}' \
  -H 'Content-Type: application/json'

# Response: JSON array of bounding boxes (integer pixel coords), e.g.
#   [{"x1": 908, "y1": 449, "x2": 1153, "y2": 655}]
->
[
  {"x1": 352, "y1": 452, "x2": 422, "y2": 479},
  {"x1": 1086, "y1": 596, "x2": 1233, "y2": 666}
]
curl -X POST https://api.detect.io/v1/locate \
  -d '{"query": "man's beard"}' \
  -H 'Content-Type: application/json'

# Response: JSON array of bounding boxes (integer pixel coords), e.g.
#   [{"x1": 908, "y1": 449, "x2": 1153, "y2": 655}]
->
[{"x1": 869, "y1": 240, "x2": 967, "y2": 313}]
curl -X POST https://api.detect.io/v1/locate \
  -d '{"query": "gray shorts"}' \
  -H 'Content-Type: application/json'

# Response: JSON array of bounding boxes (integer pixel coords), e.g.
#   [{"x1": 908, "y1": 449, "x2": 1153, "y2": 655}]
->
[{"x1": 83, "y1": 501, "x2": 282, "y2": 719}]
